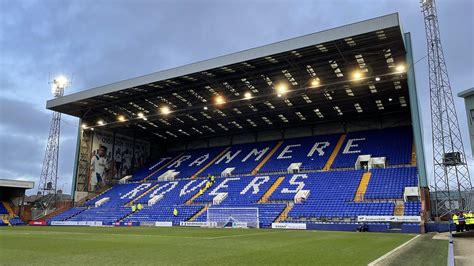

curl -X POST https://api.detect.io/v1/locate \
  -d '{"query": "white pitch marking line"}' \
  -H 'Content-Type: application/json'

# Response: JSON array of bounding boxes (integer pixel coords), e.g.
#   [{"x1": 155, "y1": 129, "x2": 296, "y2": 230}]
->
[
  {"x1": 204, "y1": 231, "x2": 277, "y2": 240},
  {"x1": 1, "y1": 230, "x2": 277, "y2": 240},
  {"x1": 0, "y1": 231, "x2": 204, "y2": 239},
  {"x1": 368, "y1": 234, "x2": 421, "y2": 266}
]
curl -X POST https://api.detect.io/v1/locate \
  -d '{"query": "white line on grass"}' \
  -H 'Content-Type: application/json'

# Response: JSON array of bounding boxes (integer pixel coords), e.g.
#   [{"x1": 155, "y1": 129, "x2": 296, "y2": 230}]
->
[
  {"x1": 0, "y1": 231, "x2": 205, "y2": 239},
  {"x1": 204, "y1": 231, "x2": 277, "y2": 240},
  {"x1": 368, "y1": 234, "x2": 421, "y2": 266},
  {"x1": 1, "y1": 230, "x2": 277, "y2": 240}
]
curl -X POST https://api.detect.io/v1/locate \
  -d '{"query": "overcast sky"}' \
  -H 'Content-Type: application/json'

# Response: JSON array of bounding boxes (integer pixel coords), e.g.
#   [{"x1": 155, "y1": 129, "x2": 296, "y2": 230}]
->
[{"x1": 1, "y1": 0, "x2": 473, "y2": 195}]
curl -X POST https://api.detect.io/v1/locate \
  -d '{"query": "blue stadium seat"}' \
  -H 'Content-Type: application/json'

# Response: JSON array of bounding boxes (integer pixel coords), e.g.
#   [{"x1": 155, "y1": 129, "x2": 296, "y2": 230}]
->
[
  {"x1": 200, "y1": 141, "x2": 277, "y2": 176},
  {"x1": 52, "y1": 127, "x2": 420, "y2": 227},
  {"x1": 149, "y1": 147, "x2": 226, "y2": 179},
  {"x1": 67, "y1": 207, "x2": 132, "y2": 224},
  {"x1": 259, "y1": 134, "x2": 340, "y2": 173},
  {"x1": 84, "y1": 182, "x2": 155, "y2": 207},
  {"x1": 193, "y1": 175, "x2": 279, "y2": 205},
  {"x1": 133, "y1": 179, "x2": 207, "y2": 206},
  {"x1": 129, "y1": 151, "x2": 182, "y2": 181},
  {"x1": 48, "y1": 207, "x2": 86, "y2": 222},
  {"x1": 404, "y1": 201, "x2": 421, "y2": 216},
  {"x1": 365, "y1": 167, "x2": 418, "y2": 199},
  {"x1": 9, "y1": 217, "x2": 24, "y2": 225},
  {"x1": 0, "y1": 203, "x2": 8, "y2": 215},
  {"x1": 271, "y1": 171, "x2": 364, "y2": 202},
  {"x1": 289, "y1": 201, "x2": 395, "y2": 219},
  {"x1": 331, "y1": 127, "x2": 412, "y2": 169}
]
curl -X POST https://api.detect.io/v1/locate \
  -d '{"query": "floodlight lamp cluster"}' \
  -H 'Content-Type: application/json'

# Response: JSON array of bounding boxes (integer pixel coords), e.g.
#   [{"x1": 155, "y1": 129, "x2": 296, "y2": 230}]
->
[
  {"x1": 82, "y1": 63, "x2": 406, "y2": 130},
  {"x1": 51, "y1": 75, "x2": 69, "y2": 96}
]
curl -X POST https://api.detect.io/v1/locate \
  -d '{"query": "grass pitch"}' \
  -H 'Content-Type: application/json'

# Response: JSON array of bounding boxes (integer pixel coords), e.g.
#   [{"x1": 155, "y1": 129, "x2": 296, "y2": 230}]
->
[
  {"x1": 378, "y1": 233, "x2": 448, "y2": 266},
  {"x1": 1, "y1": 226, "x2": 417, "y2": 265}
]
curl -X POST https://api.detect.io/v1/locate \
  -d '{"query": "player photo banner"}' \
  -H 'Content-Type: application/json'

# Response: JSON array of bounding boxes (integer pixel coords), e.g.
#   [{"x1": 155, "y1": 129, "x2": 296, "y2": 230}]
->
[
  {"x1": 89, "y1": 130, "x2": 113, "y2": 192},
  {"x1": 113, "y1": 134, "x2": 134, "y2": 180},
  {"x1": 134, "y1": 139, "x2": 151, "y2": 169}
]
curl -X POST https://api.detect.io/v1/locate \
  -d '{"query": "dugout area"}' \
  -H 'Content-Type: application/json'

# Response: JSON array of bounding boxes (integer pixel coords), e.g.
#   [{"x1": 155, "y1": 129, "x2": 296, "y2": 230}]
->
[{"x1": 0, "y1": 179, "x2": 34, "y2": 223}]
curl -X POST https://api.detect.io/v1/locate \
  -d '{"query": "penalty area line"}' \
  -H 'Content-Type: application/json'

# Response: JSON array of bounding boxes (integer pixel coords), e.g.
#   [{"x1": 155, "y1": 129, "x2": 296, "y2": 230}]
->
[{"x1": 368, "y1": 234, "x2": 420, "y2": 266}]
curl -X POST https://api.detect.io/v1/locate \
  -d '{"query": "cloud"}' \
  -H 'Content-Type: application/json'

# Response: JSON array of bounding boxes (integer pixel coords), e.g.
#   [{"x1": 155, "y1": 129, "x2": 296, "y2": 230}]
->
[
  {"x1": 0, "y1": 97, "x2": 78, "y2": 194},
  {"x1": 0, "y1": 98, "x2": 51, "y2": 134}
]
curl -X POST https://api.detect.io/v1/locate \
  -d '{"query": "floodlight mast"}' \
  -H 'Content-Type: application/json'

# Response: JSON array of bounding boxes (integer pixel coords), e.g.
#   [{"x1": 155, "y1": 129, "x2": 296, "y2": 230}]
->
[
  {"x1": 37, "y1": 76, "x2": 70, "y2": 211},
  {"x1": 420, "y1": 0, "x2": 472, "y2": 219}
]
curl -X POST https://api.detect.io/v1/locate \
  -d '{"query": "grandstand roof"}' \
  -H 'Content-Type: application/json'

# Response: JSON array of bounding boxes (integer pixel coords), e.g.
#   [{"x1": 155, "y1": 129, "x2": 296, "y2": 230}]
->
[
  {"x1": 458, "y1": 87, "x2": 474, "y2": 98},
  {"x1": 0, "y1": 179, "x2": 34, "y2": 189},
  {"x1": 47, "y1": 13, "x2": 411, "y2": 142}
]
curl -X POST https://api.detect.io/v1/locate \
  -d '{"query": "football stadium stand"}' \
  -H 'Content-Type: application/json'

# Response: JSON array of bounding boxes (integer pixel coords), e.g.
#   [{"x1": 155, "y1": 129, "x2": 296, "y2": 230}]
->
[
  {"x1": 364, "y1": 167, "x2": 418, "y2": 199},
  {"x1": 67, "y1": 207, "x2": 132, "y2": 224},
  {"x1": 200, "y1": 141, "x2": 277, "y2": 177},
  {"x1": 193, "y1": 175, "x2": 280, "y2": 205},
  {"x1": 259, "y1": 134, "x2": 340, "y2": 173},
  {"x1": 273, "y1": 170, "x2": 364, "y2": 202},
  {"x1": 42, "y1": 14, "x2": 433, "y2": 234},
  {"x1": 49, "y1": 126, "x2": 421, "y2": 229},
  {"x1": 128, "y1": 151, "x2": 183, "y2": 182},
  {"x1": 84, "y1": 183, "x2": 155, "y2": 207},
  {"x1": 289, "y1": 201, "x2": 395, "y2": 219},
  {"x1": 48, "y1": 207, "x2": 86, "y2": 222},
  {"x1": 132, "y1": 179, "x2": 207, "y2": 206},
  {"x1": 124, "y1": 205, "x2": 204, "y2": 225},
  {"x1": 147, "y1": 147, "x2": 227, "y2": 180},
  {"x1": 9, "y1": 217, "x2": 24, "y2": 225},
  {"x1": 331, "y1": 127, "x2": 413, "y2": 169},
  {"x1": 404, "y1": 201, "x2": 421, "y2": 216},
  {"x1": 0, "y1": 203, "x2": 8, "y2": 215}
]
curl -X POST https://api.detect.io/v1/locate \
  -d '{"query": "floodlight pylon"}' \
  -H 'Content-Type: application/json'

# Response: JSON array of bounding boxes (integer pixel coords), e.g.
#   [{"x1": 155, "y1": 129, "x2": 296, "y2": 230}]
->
[
  {"x1": 37, "y1": 76, "x2": 69, "y2": 210},
  {"x1": 421, "y1": 0, "x2": 473, "y2": 219}
]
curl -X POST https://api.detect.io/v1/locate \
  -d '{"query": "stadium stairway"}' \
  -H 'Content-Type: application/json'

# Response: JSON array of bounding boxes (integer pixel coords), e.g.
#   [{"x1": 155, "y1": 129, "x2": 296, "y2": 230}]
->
[
  {"x1": 394, "y1": 202, "x2": 405, "y2": 216},
  {"x1": 82, "y1": 186, "x2": 114, "y2": 205},
  {"x1": 1, "y1": 216, "x2": 10, "y2": 226},
  {"x1": 353, "y1": 172, "x2": 372, "y2": 202},
  {"x1": 128, "y1": 183, "x2": 160, "y2": 206},
  {"x1": 185, "y1": 188, "x2": 206, "y2": 205},
  {"x1": 49, "y1": 207, "x2": 87, "y2": 222},
  {"x1": 191, "y1": 147, "x2": 231, "y2": 179},
  {"x1": 188, "y1": 204, "x2": 209, "y2": 222},
  {"x1": 118, "y1": 209, "x2": 138, "y2": 222},
  {"x1": 63, "y1": 208, "x2": 86, "y2": 220},
  {"x1": 185, "y1": 178, "x2": 218, "y2": 205},
  {"x1": 41, "y1": 205, "x2": 72, "y2": 220},
  {"x1": 251, "y1": 141, "x2": 283, "y2": 175},
  {"x1": 259, "y1": 176, "x2": 285, "y2": 203},
  {"x1": 323, "y1": 134, "x2": 346, "y2": 170},
  {"x1": 411, "y1": 142, "x2": 417, "y2": 166},
  {"x1": 276, "y1": 203, "x2": 294, "y2": 222},
  {"x1": 143, "y1": 152, "x2": 184, "y2": 182},
  {"x1": 2, "y1": 202, "x2": 15, "y2": 215}
]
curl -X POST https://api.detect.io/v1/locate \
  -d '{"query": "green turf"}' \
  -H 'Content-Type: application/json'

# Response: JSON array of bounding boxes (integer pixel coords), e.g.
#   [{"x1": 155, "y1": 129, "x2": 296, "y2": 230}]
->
[
  {"x1": 381, "y1": 233, "x2": 448, "y2": 266},
  {"x1": 1, "y1": 226, "x2": 415, "y2": 265}
]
